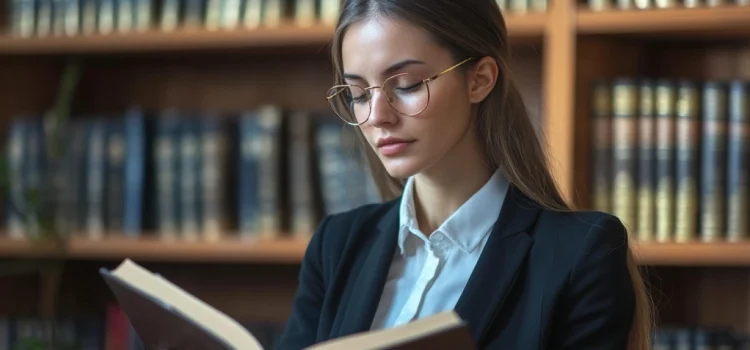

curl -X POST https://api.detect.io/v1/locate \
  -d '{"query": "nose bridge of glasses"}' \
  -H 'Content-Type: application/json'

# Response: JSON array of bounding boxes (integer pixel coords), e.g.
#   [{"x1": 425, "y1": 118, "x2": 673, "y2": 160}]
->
[{"x1": 365, "y1": 85, "x2": 395, "y2": 104}]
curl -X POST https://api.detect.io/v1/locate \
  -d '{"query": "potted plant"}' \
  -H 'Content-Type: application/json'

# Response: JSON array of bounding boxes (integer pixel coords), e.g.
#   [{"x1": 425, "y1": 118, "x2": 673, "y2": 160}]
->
[{"x1": 0, "y1": 58, "x2": 83, "y2": 349}]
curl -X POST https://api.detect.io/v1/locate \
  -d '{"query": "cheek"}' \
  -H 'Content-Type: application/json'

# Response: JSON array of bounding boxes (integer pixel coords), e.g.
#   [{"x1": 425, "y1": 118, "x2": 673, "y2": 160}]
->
[{"x1": 357, "y1": 125, "x2": 377, "y2": 149}]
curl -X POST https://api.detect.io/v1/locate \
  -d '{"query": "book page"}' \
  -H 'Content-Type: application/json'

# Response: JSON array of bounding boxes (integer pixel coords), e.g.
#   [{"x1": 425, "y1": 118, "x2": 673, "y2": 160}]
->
[
  {"x1": 110, "y1": 259, "x2": 263, "y2": 350},
  {"x1": 306, "y1": 311, "x2": 468, "y2": 350}
]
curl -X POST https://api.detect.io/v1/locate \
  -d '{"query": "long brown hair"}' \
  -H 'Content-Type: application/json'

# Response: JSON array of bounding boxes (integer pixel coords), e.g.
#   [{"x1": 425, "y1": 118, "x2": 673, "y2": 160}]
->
[{"x1": 329, "y1": 1, "x2": 653, "y2": 349}]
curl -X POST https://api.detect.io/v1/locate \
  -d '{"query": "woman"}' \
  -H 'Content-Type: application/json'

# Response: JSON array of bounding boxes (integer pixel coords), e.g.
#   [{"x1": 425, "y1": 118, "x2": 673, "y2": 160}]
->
[{"x1": 277, "y1": 0, "x2": 652, "y2": 349}]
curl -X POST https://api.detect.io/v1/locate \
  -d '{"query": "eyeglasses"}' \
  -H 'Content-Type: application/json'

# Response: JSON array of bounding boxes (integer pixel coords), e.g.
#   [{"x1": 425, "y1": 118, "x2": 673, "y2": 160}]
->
[{"x1": 326, "y1": 57, "x2": 475, "y2": 126}]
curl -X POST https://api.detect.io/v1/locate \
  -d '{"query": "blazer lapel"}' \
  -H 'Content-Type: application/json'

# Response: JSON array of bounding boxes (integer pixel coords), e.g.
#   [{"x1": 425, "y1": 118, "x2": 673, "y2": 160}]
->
[
  {"x1": 335, "y1": 199, "x2": 401, "y2": 337},
  {"x1": 454, "y1": 185, "x2": 542, "y2": 345}
]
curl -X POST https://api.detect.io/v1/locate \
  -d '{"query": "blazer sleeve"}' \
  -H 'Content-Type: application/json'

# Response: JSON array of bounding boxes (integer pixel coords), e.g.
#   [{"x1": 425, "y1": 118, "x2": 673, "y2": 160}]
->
[
  {"x1": 556, "y1": 215, "x2": 636, "y2": 350},
  {"x1": 275, "y1": 215, "x2": 333, "y2": 350}
]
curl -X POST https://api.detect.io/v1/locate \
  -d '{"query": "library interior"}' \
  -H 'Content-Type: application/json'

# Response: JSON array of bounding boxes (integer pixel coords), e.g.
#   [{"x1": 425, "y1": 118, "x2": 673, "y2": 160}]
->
[{"x1": 1, "y1": 0, "x2": 750, "y2": 348}]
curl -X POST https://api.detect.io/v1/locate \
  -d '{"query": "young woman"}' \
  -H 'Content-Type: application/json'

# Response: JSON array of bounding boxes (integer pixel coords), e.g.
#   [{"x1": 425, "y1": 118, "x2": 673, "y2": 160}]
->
[{"x1": 277, "y1": 1, "x2": 652, "y2": 349}]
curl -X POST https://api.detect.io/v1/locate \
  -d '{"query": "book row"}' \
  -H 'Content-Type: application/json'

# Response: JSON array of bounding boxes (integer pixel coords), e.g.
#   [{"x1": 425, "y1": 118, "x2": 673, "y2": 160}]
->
[
  {"x1": 6, "y1": 0, "x2": 341, "y2": 38},
  {"x1": 586, "y1": 0, "x2": 749, "y2": 11},
  {"x1": 2, "y1": 105, "x2": 380, "y2": 241},
  {"x1": 0, "y1": 304, "x2": 284, "y2": 350},
  {"x1": 495, "y1": 0, "x2": 549, "y2": 14},
  {"x1": 653, "y1": 326, "x2": 750, "y2": 349},
  {"x1": 589, "y1": 78, "x2": 750, "y2": 243}
]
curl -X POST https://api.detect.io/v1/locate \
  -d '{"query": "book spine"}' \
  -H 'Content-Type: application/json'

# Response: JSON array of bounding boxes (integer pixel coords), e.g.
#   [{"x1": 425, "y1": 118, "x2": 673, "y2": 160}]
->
[
  {"x1": 123, "y1": 108, "x2": 145, "y2": 236},
  {"x1": 221, "y1": 0, "x2": 242, "y2": 29},
  {"x1": 6, "y1": 119, "x2": 27, "y2": 239},
  {"x1": 180, "y1": 117, "x2": 200, "y2": 240},
  {"x1": 117, "y1": 0, "x2": 135, "y2": 32},
  {"x1": 637, "y1": 80, "x2": 656, "y2": 242},
  {"x1": 242, "y1": 0, "x2": 262, "y2": 28},
  {"x1": 36, "y1": 0, "x2": 54, "y2": 36},
  {"x1": 106, "y1": 118, "x2": 126, "y2": 233},
  {"x1": 97, "y1": 0, "x2": 116, "y2": 34},
  {"x1": 591, "y1": 80, "x2": 611, "y2": 213},
  {"x1": 80, "y1": 0, "x2": 97, "y2": 35},
  {"x1": 239, "y1": 112, "x2": 260, "y2": 237},
  {"x1": 674, "y1": 81, "x2": 700, "y2": 243},
  {"x1": 85, "y1": 119, "x2": 107, "y2": 239},
  {"x1": 727, "y1": 81, "x2": 750, "y2": 242},
  {"x1": 134, "y1": 0, "x2": 152, "y2": 31},
  {"x1": 183, "y1": 0, "x2": 204, "y2": 28},
  {"x1": 200, "y1": 117, "x2": 226, "y2": 241},
  {"x1": 155, "y1": 114, "x2": 180, "y2": 239},
  {"x1": 655, "y1": 80, "x2": 676, "y2": 242},
  {"x1": 319, "y1": 0, "x2": 340, "y2": 26},
  {"x1": 256, "y1": 106, "x2": 283, "y2": 236},
  {"x1": 287, "y1": 111, "x2": 315, "y2": 237},
  {"x1": 700, "y1": 82, "x2": 728, "y2": 242},
  {"x1": 611, "y1": 79, "x2": 638, "y2": 232},
  {"x1": 295, "y1": 0, "x2": 316, "y2": 27}
]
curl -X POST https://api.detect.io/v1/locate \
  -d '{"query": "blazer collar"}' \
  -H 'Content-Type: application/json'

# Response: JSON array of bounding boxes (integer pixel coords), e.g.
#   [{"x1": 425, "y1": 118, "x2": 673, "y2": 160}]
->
[
  {"x1": 454, "y1": 184, "x2": 542, "y2": 346},
  {"x1": 335, "y1": 197, "x2": 402, "y2": 337},
  {"x1": 335, "y1": 184, "x2": 542, "y2": 343}
]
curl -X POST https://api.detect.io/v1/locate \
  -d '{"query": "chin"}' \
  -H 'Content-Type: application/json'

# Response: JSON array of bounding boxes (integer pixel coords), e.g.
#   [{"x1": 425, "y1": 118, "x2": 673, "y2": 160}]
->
[{"x1": 379, "y1": 156, "x2": 426, "y2": 180}]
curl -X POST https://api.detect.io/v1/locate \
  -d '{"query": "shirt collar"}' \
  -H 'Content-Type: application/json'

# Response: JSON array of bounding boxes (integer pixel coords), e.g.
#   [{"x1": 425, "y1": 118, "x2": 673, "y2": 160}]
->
[{"x1": 397, "y1": 170, "x2": 510, "y2": 255}]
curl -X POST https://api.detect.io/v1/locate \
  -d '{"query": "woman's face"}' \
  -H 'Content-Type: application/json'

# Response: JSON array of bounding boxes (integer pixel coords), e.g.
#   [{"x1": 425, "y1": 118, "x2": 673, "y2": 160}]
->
[{"x1": 340, "y1": 16, "x2": 477, "y2": 180}]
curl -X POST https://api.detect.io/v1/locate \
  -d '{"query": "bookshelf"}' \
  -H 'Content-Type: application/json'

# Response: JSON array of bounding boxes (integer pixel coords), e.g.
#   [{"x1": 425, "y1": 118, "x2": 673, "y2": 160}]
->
[
  {"x1": 6, "y1": 236, "x2": 750, "y2": 267},
  {"x1": 0, "y1": 236, "x2": 309, "y2": 263},
  {"x1": 577, "y1": 6, "x2": 750, "y2": 36},
  {"x1": 1, "y1": 0, "x2": 750, "y2": 346}
]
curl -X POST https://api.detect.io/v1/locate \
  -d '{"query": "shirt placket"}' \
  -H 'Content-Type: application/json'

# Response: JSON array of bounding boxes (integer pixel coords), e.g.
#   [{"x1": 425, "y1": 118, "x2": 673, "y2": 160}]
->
[{"x1": 393, "y1": 235, "x2": 443, "y2": 326}]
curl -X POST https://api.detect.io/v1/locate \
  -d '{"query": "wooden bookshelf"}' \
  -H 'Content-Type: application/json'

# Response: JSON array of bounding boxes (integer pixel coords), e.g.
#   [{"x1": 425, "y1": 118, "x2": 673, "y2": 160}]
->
[
  {"x1": 5, "y1": 235, "x2": 750, "y2": 268},
  {"x1": 0, "y1": 15, "x2": 547, "y2": 56},
  {"x1": 577, "y1": 5, "x2": 750, "y2": 37},
  {"x1": 633, "y1": 242, "x2": 750, "y2": 266},
  {"x1": 0, "y1": 235, "x2": 309, "y2": 263}
]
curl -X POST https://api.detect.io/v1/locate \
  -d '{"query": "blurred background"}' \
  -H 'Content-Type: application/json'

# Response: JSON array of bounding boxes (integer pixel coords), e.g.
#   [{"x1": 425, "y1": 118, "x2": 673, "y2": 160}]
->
[{"x1": 0, "y1": 0, "x2": 749, "y2": 348}]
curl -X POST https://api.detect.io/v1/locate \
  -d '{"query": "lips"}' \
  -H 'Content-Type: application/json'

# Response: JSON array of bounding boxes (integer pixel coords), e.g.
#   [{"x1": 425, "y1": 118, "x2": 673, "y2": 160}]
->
[{"x1": 376, "y1": 137, "x2": 415, "y2": 156}]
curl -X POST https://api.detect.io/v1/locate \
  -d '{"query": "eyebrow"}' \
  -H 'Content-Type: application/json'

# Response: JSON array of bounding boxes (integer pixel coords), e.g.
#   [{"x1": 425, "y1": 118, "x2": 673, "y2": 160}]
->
[{"x1": 343, "y1": 59, "x2": 426, "y2": 81}]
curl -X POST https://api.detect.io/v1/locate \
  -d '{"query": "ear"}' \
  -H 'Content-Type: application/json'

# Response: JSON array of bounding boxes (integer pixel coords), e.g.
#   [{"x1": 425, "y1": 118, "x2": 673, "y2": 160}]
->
[{"x1": 466, "y1": 56, "x2": 499, "y2": 104}]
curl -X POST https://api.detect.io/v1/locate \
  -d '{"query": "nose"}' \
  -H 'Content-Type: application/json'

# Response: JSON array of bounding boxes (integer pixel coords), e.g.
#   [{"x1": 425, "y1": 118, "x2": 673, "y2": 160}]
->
[{"x1": 367, "y1": 88, "x2": 399, "y2": 127}]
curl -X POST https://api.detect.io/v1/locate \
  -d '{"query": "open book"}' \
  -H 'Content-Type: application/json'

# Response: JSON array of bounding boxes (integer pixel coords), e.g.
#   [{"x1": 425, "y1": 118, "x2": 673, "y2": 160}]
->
[{"x1": 100, "y1": 258, "x2": 476, "y2": 350}]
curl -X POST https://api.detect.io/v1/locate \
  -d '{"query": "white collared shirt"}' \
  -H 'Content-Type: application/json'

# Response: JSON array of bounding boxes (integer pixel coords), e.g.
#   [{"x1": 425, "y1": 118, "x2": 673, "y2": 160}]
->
[{"x1": 369, "y1": 170, "x2": 510, "y2": 330}]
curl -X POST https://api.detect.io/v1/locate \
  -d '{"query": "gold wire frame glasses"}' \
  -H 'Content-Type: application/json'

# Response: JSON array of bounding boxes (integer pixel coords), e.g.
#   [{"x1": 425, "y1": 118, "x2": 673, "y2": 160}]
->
[{"x1": 326, "y1": 57, "x2": 475, "y2": 126}]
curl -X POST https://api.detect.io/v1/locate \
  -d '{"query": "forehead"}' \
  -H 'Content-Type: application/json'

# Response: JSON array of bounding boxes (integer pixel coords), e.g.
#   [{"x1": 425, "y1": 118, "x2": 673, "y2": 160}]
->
[{"x1": 341, "y1": 17, "x2": 446, "y2": 74}]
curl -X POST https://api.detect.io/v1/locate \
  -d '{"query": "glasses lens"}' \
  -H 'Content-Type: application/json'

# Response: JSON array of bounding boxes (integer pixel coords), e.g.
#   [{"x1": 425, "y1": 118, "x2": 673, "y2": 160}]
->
[
  {"x1": 327, "y1": 85, "x2": 370, "y2": 125},
  {"x1": 383, "y1": 73, "x2": 429, "y2": 116}
]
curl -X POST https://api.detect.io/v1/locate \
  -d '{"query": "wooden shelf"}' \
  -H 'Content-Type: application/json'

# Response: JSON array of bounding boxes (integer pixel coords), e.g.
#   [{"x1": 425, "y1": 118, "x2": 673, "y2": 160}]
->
[
  {"x1": 633, "y1": 242, "x2": 750, "y2": 266},
  {"x1": 0, "y1": 24, "x2": 335, "y2": 55},
  {"x1": 0, "y1": 14, "x2": 547, "y2": 56},
  {"x1": 577, "y1": 5, "x2": 750, "y2": 37},
  {"x1": 5, "y1": 235, "x2": 750, "y2": 267},
  {"x1": 0, "y1": 236, "x2": 309, "y2": 264}
]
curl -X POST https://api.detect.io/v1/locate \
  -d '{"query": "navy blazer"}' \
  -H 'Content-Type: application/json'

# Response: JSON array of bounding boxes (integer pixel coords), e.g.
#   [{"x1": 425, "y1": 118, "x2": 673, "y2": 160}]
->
[{"x1": 276, "y1": 185, "x2": 635, "y2": 350}]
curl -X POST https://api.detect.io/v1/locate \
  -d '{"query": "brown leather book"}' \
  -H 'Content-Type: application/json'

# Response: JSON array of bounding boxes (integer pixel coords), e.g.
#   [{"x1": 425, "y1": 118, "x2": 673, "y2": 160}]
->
[{"x1": 101, "y1": 259, "x2": 476, "y2": 350}]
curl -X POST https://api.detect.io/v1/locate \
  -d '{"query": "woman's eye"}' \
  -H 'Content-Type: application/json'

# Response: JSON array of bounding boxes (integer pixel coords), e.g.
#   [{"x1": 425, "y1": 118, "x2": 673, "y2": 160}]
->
[{"x1": 396, "y1": 82, "x2": 422, "y2": 92}]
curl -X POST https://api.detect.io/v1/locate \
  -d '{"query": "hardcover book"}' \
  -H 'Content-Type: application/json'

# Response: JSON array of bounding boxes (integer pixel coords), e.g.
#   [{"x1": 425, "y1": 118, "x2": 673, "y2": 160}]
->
[{"x1": 100, "y1": 259, "x2": 476, "y2": 350}]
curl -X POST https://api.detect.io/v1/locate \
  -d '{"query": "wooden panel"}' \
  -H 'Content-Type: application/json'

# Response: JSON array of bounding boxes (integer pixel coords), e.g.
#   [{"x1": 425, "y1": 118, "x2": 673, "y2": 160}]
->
[
  {"x1": 511, "y1": 44, "x2": 546, "y2": 136},
  {"x1": 645, "y1": 43, "x2": 750, "y2": 81},
  {"x1": 0, "y1": 260, "x2": 301, "y2": 323},
  {"x1": 646, "y1": 266, "x2": 750, "y2": 333},
  {"x1": 577, "y1": 6, "x2": 750, "y2": 38},
  {"x1": 544, "y1": 0, "x2": 577, "y2": 203},
  {"x1": 71, "y1": 51, "x2": 335, "y2": 114}
]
